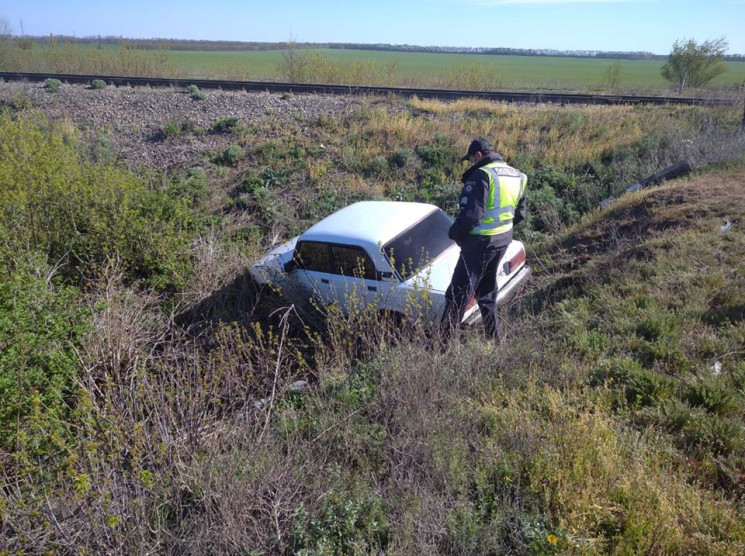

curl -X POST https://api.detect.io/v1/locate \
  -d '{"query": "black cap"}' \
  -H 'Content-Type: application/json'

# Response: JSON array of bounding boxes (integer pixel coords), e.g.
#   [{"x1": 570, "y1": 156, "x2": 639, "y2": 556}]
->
[{"x1": 461, "y1": 138, "x2": 494, "y2": 161}]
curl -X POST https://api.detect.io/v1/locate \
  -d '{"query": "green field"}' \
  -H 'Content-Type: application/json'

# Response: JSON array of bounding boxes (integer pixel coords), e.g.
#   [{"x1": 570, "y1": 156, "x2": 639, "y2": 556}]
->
[
  {"x1": 5, "y1": 40, "x2": 745, "y2": 92},
  {"x1": 167, "y1": 48, "x2": 745, "y2": 91}
]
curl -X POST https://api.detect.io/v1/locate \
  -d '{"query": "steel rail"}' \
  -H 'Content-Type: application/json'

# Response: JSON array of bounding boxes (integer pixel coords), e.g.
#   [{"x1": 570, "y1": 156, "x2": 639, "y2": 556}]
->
[{"x1": 0, "y1": 71, "x2": 734, "y2": 107}]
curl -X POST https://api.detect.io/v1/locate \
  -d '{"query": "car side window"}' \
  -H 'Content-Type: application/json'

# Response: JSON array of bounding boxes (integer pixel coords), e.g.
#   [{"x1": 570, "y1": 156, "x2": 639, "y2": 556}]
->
[
  {"x1": 331, "y1": 245, "x2": 377, "y2": 280},
  {"x1": 294, "y1": 241, "x2": 331, "y2": 273}
]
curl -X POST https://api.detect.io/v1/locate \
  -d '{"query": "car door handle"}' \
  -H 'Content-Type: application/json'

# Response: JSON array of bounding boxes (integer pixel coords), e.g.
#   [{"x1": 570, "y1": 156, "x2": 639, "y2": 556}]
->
[
  {"x1": 321, "y1": 278, "x2": 330, "y2": 284},
  {"x1": 367, "y1": 286, "x2": 377, "y2": 292}
]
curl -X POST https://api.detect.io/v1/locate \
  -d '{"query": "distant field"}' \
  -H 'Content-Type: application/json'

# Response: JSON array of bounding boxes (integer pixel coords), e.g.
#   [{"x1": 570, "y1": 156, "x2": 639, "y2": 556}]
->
[
  {"x1": 166, "y1": 48, "x2": 745, "y2": 91},
  {"x1": 9, "y1": 42, "x2": 745, "y2": 92}
]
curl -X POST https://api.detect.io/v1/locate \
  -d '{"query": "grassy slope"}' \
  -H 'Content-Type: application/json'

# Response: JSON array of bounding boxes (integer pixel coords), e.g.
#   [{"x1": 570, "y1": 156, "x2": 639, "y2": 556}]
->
[
  {"x1": 405, "y1": 166, "x2": 744, "y2": 553},
  {"x1": 493, "y1": 165, "x2": 745, "y2": 550},
  {"x1": 2, "y1": 86, "x2": 743, "y2": 552},
  {"x1": 204, "y1": 164, "x2": 745, "y2": 554}
]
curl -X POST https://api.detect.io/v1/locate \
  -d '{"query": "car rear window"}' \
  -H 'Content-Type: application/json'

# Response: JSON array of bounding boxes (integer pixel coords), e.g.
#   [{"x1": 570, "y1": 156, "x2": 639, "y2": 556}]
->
[
  {"x1": 331, "y1": 245, "x2": 377, "y2": 280},
  {"x1": 383, "y1": 209, "x2": 455, "y2": 279}
]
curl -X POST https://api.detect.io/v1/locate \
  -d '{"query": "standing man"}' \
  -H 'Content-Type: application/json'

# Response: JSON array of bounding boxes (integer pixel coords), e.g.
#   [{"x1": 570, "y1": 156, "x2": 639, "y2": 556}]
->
[{"x1": 441, "y1": 138, "x2": 528, "y2": 341}]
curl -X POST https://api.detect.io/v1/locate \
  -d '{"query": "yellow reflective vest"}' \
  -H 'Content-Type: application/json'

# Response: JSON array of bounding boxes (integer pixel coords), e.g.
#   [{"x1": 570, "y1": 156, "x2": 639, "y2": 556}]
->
[{"x1": 470, "y1": 161, "x2": 528, "y2": 236}]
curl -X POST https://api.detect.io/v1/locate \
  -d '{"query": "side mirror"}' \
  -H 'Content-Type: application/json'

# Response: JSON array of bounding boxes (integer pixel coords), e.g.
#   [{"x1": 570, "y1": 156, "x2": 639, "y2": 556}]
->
[{"x1": 283, "y1": 259, "x2": 298, "y2": 273}]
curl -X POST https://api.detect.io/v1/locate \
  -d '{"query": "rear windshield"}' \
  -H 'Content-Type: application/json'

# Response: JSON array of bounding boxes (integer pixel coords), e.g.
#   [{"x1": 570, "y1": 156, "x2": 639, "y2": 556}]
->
[{"x1": 383, "y1": 209, "x2": 455, "y2": 279}]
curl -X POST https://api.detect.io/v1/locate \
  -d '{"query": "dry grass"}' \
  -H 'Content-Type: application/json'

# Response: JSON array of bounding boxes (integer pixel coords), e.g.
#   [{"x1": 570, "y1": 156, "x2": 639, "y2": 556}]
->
[
  {"x1": 4, "y1": 172, "x2": 745, "y2": 552},
  {"x1": 2, "y1": 87, "x2": 745, "y2": 554}
]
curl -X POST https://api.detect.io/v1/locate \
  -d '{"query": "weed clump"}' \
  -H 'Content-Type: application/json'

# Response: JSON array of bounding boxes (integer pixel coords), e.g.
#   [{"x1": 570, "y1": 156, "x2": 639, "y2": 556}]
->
[
  {"x1": 211, "y1": 116, "x2": 244, "y2": 134},
  {"x1": 213, "y1": 143, "x2": 245, "y2": 166},
  {"x1": 157, "y1": 118, "x2": 201, "y2": 140},
  {"x1": 44, "y1": 77, "x2": 61, "y2": 92},
  {"x1": 187, "y1": 83, "x2": 207, "y2": 100}
]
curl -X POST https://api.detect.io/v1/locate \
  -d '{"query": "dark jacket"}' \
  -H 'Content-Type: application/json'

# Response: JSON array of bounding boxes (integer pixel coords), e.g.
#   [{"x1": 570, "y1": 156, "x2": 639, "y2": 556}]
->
[{"x1": 448, "y1": 152, "x2": 528, "y2": 249}]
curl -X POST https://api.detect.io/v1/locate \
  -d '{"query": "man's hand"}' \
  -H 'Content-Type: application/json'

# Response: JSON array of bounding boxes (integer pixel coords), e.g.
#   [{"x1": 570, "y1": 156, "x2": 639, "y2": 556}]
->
[{"x1": 448, "y1": 222, "x2": 468, "y2": 245}]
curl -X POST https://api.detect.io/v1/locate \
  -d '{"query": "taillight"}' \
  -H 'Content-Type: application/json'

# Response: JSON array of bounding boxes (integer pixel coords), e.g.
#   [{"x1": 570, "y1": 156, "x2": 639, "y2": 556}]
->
[
  {"x1": 505, "y1": 249, "x2": 526, "y2": 274},
  {"x1": 465, "y1": 294, "x2": 477, "y2": 312}
]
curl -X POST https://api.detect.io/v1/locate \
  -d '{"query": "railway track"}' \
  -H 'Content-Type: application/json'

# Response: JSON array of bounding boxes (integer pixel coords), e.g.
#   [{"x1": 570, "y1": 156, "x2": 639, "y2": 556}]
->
[{"x1": 0, "y1": 71, "x2": 734, "y2": 107}]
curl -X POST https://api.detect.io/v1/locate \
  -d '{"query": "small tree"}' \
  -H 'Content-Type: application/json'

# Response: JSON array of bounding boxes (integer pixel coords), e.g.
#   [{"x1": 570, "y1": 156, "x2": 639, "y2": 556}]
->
[
  {"x1": 661, "y1": 37, "x2": 728, "y2": 93},
  {"x1": 592, "y1": 60, "x2": 622, "y2": 92},
  {"x1": 280, "y1": 40, "x2": 315, "y2": 83}
]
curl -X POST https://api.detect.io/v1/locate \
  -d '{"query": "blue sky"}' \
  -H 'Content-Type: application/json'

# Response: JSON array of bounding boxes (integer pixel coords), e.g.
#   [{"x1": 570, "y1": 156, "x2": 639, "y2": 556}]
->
[{"x1": 1, "y1": 0, "x2": 743, "y2": 55}]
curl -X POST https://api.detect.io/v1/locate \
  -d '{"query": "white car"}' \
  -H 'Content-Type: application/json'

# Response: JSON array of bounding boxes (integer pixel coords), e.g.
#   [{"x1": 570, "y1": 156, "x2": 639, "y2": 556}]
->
[{"x1": 250, "y1": 201, "x2": 531, "y2": 325}]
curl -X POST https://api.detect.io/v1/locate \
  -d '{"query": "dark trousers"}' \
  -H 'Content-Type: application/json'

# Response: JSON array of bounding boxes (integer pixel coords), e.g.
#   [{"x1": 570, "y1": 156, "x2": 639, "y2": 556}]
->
[{"x1": 441, "y1": 243, "x2": 507, "y2": 340}]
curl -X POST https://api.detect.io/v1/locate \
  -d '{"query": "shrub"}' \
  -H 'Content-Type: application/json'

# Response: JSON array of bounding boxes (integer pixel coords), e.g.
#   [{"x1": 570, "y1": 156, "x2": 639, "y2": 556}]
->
[
  {"x1": 682, "y1": 380, "x2": 739, "y2": 416},
  {"x1": 279, "y1": 44, "x2": 397, "y2": 86},
  {"x1": 529, "y1": 185, "x2": 568, "y2": 234},
  {"x1": 440, "y1": 59, "x2": 505, "y2": 91},
  {"x1": 415, "y1": 142, "x2": 453, "y2": 168},
  {"x1": 625, "y1": 369, "x2": 677, "y2": 407},
  {"x1": 289, "y1": 491, "x2": 389, "y2": 554},
  {"x1": 654, "y1": 399, "x2": 701, "y2": 433},
  {"x1": 388, "y1": 148, "x2": 413, "y2": 169},
  {"x1": 0, "y1": 112, "x2": 197, "y2": 290},
  {"x1": 213, "y1": 144, "x2": 244, "y2": 166},
  {"x1": 211, "y1": 116, "x2": 243, "y2": 134},
  {"x1": 588, "y1": 359, "x2": 677, "y2": 408},
  {"x1": 161, "y1": 120, "x2": 183, "y2": 139},
  {"x1": 592, "y1": 60, "x2": 622, "y2": 92},
  {"x1": 158, "y1": 119, "x2": 201, "y2": 141},
  {"x1": 527, "y1": 168, "x2": 584, "y2": 233},
  {"x1": 170, "y1": 166, "x2": 209, "y2": 205},
  {"x1": 90, "y1": 79, "x2": 107, "y2": 90},
  {"x1": 187, "y1": 84, "x2": 207, "y2": 100},
  {"x1": 16, "y1": 38, "x2": 36, "y2": 50},
  {"x1": 418, "y1": 172, "x2": 454, "y2": 208},
  {"x1": 0, "y1": 249, "x2": 88, "y2": 453},
  {"x1": 530, "y1": 167, "x2": 574, "y2": 197},
  {"x1": 682, "y1": 414, "x2": 744, "y2": 456},
  {"x1": 44, "y1": 77, "x2": 61, "y2": 92},
  {"x1": 589, "y1": 357, "x2": 641, "y2": 387},
  {"x1": 635, "y1": 316, "x2": 676, "y2": 342},
  {"x1": 363, "y1": 155, "x2": 390, "y2": 178},
  {"x1": 231, "y1": 171, "x2": 289, "y2": 227}
]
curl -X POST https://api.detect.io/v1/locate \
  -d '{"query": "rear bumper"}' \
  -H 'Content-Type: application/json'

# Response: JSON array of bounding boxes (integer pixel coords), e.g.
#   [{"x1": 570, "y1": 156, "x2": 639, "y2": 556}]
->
[
  {"x1": 463, "y1": 265, "x2": 532, "y2": 325},
  {"x1": 497, "y1": 265, "x2": 532, "y2": 305}
]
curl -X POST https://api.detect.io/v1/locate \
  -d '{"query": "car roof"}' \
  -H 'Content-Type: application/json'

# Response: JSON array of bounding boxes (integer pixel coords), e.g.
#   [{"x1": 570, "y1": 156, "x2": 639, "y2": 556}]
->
[{"x1": 299, "y1": 201, "x2": 440, "y2": 246}]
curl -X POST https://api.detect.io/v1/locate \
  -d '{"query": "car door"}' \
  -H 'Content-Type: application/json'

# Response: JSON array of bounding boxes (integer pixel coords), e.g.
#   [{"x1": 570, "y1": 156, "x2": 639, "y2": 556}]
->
[
  {"x1": 292, "y1": 241, "x2": 382, "y2": 314},
  {"x1": 291, "y1": 240, "x2": 336, "y2": 304},
  {"x1": 328, "y1": 244, "x2": 383, "y2": 315}
]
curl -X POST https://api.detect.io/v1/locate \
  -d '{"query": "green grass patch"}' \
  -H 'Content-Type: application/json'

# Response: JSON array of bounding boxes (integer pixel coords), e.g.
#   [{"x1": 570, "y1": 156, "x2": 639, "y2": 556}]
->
[{"x1": 166, "y1": 48, "x2": 745, "y2": 90}]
